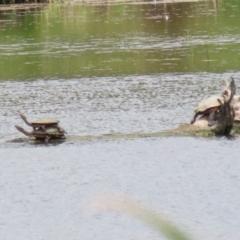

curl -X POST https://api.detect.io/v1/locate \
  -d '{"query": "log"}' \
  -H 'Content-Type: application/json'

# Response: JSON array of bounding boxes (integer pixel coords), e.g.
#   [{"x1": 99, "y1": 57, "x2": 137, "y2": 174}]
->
[{"x1": 214, "y1": 77, "x2": 236, "y2": 136}]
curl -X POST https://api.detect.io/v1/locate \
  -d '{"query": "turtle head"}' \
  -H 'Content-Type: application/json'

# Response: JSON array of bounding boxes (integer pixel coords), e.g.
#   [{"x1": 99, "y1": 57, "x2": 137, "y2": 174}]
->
[
  {"x1": 15, "y1": 125, "x2": 33, "y2": 137},
  {"x1": 19, "y1": 114, "x2": 32, "y2": 127}
]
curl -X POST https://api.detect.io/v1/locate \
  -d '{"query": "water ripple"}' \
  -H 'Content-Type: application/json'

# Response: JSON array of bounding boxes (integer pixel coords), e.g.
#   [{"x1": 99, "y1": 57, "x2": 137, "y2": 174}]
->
[{"x1": 1, "y1": 72, "x2": 240, "y2": 144}]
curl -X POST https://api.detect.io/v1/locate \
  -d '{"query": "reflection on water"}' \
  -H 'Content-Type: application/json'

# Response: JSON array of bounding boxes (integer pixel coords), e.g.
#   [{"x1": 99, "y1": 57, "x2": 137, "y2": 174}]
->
[
  {"x1": 1, "y1": 1, "x2": 240, "y2": 240},
  {"x1": 0, "y1": 1, "x2": 240, "y2": 79}
]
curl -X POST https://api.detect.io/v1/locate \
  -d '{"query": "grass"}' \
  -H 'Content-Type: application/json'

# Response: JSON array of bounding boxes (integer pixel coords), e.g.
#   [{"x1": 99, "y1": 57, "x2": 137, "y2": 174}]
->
[{"x1": 94, "y1": 195, "x2": 195, "y2": 240}]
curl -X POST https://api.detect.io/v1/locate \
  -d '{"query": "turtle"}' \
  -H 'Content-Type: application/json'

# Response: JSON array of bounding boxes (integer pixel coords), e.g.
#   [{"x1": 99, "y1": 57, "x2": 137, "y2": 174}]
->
[
  {"x1": 233, "y1": 101, "x2": 240, "y2": 122},
  {"x1": 15, "y1": 125, "x2": 66, "y2": 141},
  {"x1": 232, "y1": 95, "x2": 240, "y2": 105},
  {"x1": 19, "y1": 114, "x2": 65, "y2": 133},
  {"x1": 192, "y1": 113, "x2": 214, "y2": 129},
  {"x1": 190, "y1": 96, "x2": 224, "y2": 125}
]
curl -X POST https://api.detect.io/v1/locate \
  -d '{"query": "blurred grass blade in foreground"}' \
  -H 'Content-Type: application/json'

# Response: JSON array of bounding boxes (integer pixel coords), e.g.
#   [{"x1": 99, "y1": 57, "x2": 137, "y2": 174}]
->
[{"x1": 94, "y1": 195, "x2": 195, "y2": 240}]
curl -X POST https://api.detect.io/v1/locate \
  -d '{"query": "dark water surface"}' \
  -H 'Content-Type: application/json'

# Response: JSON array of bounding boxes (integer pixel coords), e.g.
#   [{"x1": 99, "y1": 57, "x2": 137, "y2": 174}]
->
[
  {"x1": 1, "y1": 1, "x2": 240, "y2": 240},
  {"x1": 0, "y1": 1, "x2": 240, "y2": 79}
]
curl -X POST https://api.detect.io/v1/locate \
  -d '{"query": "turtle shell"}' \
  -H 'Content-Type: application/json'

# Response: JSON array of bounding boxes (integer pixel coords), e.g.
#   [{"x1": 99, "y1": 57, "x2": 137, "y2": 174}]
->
[
  {"x1": 232, "y1": 95, "x2": 240, "y2": 105},
  {"x1": 234, "y1": 111, "x2": 240, "y2": 122},
  {"x1": 33, "y1": 127, "x2": 65, "y2": 139},
  {"x1": 234, "y1": 102, "x2": 240, "y2": 122},
  {"x1": 234, "y1": 117, "x2": 240, "y2": 122},
  {"x1": 195, "y1": 96, "x2": 224, "y2": 113},
  {"x1": 31, "y1": 117, "x2": 59, "y2": 126}
]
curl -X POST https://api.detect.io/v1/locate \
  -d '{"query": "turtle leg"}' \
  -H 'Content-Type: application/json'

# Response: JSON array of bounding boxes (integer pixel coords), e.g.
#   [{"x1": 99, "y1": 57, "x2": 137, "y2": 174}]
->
[
  {"x1": 45, "y1": 135, "x2": 51, "y2": 142},
  {"x1": 208, "y1": 111, "x2": 217, "y2": 127},
  {"x1": 41, "y1": 125, "x2": 46, "y2": 131},
  {"x1": 56, "y1": 125, "x2": 67, "y2": 134},
  {"x1": 34, "y1": 126, "x2": 45, "y2": 131},
  {"x1": 190, "y1": 113, "x2": 200, "y2": 124}
]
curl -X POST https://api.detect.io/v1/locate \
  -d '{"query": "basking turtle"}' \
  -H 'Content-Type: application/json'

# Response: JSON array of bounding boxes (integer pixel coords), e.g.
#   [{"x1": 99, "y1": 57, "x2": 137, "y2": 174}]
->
[
  {"x1": 232, "y1": 95, "x2": 240, "y2": 105},
  {"x1": 234, "y1": 111, "x2": 240, "y2": 124},
  {"x1": 19, "y1": 114, "x2": 65, "y2": 133},
  {"x1": 190, "y1": 96, "x2": 224, "y2": 125},
  {"x1": 233, "y1": 101, "x2": 240, "y2": 122},
  {"x1": 193, "y1": 113, "x2": 214, "y2": 129},
  {"x1": 15, "y1": 125, "x2": 66, "y2": 141}
]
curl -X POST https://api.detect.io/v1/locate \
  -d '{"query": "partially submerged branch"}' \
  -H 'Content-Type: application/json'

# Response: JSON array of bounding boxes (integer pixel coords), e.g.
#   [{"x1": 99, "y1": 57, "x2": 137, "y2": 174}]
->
[{"x1": 214, "y1": 77, "x2": 236, "y2": 136}]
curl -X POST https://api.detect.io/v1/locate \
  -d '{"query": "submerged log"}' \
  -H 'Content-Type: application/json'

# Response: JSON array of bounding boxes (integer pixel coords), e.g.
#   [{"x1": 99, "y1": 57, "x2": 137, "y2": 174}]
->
[{"x1": 7, "y1": 78, "x2": 239, "y2": 146}]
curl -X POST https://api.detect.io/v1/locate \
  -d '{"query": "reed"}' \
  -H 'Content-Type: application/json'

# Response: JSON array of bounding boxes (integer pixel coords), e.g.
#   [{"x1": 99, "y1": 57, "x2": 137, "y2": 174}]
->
[{"x1": 94, "y1": 195, "x2": 195, "y2": 240}]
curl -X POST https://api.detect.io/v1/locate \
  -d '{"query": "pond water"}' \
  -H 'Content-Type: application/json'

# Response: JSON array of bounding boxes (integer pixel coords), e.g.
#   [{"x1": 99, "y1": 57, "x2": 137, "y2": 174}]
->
[{"x1": 0, "y1": 1, "x2": 240, "y2": 240}]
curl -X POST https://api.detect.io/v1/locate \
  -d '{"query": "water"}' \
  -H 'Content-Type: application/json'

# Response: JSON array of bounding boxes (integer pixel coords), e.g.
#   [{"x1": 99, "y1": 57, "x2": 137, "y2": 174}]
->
[
  {"x1": 0, "y1": 1, "x2": 240, "y2": 240},
  {"x1": 2, "y1": 138, "x2": 240, "y2": 240},
  {"x1": 0, "y1": 1, "x2": 240, "y2": 79}
]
